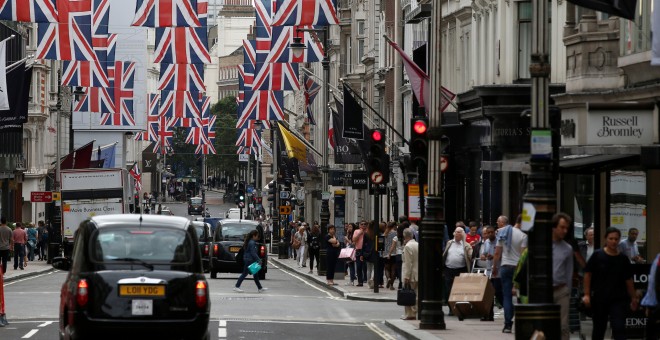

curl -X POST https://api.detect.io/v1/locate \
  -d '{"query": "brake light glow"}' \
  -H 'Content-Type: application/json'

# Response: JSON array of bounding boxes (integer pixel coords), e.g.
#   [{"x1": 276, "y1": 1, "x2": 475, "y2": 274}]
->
[
  {"x1": 213, "y1": 244, "x2": 219, "y2": 256},
  {"x1": 77, "y1": 279, "x2": 89, "y2": 307},
  {"x1": 259, "y1": 245, "x2": 265, "y2": 258},
  {"x1": 195, "y1": 280, "x2": 208, "y2": 308},
  {"x1": 203, "y1": 244, "x2": 209, "y2": 256}
]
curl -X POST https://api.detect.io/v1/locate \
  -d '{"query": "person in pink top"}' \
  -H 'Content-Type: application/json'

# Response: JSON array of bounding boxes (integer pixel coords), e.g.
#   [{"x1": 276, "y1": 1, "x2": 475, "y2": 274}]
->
[
  {"x1": 352, "y1": 220, "x2": 367, "y2": 286},
  {"x1": 12, "y1": 222, "x2": 27, "y2": 270}
]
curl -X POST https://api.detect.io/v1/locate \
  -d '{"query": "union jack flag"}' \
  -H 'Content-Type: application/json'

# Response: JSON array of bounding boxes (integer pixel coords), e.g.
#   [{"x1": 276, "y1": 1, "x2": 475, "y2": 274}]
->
[
  {"x1": 195, "y1": 142, "x2": 216, "y2": 155},
  {"x1": 100, "y1": 111, "x2": 135, "y2": 126},
  {"x1": 271, "y1": 0, "x2": 339, "y2": 26},
  {"x1": 237, "y1": 90, "x2": 285, "y2": 128},
  {"x1": 129, "y1": 163, "x2": 142, "y2": 192},
  {"x1": 243, "y1": 39, "x2": 258, "y2": 68},
  {"x1": 159, "y1": 90, "x2": 201, "y2": 119},
  {"x1": 236, "y1": 128, "x2": 262, "y2": 148},
  {"x1": 265, "y1": 25, "x2": 324, "y2": 63},
  {"x1": 73, "y1": 87, "x2": 113, "y2": 113},
  {"x1": 254, "y1": 0, "x2": 271, "y2": 54},
  {"x1": 61, "y1": 59, "x2": 109, "y2": 87},
  {"x1": 253, "y1": 62, "x2": 300, "y2": 91},
  {"x1": 132, "y1": 0, "x2": 201, "y2": 27},
  {"x1": 0, "y1": 0, "x2": 57, "y2": 22},
  {"x1": 236, "y1": 146, "x2": 257, "y2": 155},
  {"x1": 36, "y1": 0, "x2": 95, "y2": 61},
  {"x1": 206, "y1": 113, "x2": 216, "y2": 142},
  {"x1": 154, "y1": 27, "x2": 211, "y2": 64},
  {"x1": 158, "y1": 63, "x2": 205, "y2": 92},
  {"x1": 107, "y1": 61, "x2": 136, "y2": 116},
  {"x1": 153, "y1": 115, "x2": 174, "y2": 154},
  {"x1": 238, "y1": 64, "x2": 253, "y2": 90},
  {"x1": 196, "y1": 0, "x2": 207, "y2": 26},
  {"x1": 303, "y1": 73, "x2": 320, "y2": 125},
  {"x1": 134, "y1": 93, "x2": 162, "y2": 141}
]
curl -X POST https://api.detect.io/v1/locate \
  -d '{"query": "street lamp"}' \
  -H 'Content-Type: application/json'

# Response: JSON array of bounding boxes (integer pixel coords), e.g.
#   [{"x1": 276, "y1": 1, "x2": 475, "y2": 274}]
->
[{"x1": 288, "y1": 27, "x2": 330, "y2": 275}]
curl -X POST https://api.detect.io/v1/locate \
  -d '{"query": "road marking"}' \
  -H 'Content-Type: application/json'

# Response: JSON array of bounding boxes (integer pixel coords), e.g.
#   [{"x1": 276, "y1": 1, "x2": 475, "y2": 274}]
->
[
  {"x1": 218, "y1": 320, "x2": 227, "y2": 339},
  {"x1": 365, "y1": 322, "x2": 396, "y2": 340},
  {"x1": 4, "y1": 271, "x2": 58, "y2": 286},
  {"x1": 38, "y1": 321, "x2": 53, "y2": 327},
  {"x1": 22, "y1": 329, "x2": 39, "y2": 338},
  {"x1": 269, "y1": 262, "x2": 334, "y2": 298},
  {"x1": 228, "y1": 319, "x2": 364, "y2": 327}
]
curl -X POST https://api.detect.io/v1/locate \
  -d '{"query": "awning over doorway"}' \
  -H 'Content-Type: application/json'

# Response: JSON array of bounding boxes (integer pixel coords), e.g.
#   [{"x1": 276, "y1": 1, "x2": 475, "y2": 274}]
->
[{"x1": 481, "y1": 154, "x2": 639, "y2": 174}]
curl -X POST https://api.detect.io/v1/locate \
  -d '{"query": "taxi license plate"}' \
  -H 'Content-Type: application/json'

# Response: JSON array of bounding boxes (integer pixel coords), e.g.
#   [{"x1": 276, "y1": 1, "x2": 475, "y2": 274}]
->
[
  {"x1": 229, "y1": 246, "x2": 241, "y2": 253},
  {"x1": 132, "y1": 299, "x2": 153, "y2": 316},
  {"x1": 119, "y1": 285, "x2": 165, "y2": 297}
]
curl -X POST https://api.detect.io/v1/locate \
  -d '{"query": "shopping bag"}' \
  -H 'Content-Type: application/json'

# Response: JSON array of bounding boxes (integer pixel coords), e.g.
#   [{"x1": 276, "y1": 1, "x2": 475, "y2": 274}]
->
[
  {"x1": 248, "y1": 261, "x2": 262, "y2": 275},
  {"x1": 338, "y1": 247, "x2": 356, "y2": 261},
  {"x1": 397, "y1": 286, "x2": 416, "y2": 306}
]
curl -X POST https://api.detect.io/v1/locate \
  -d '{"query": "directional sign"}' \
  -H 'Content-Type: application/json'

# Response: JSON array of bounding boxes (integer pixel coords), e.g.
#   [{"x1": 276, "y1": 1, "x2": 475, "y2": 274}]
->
[
  {"x1": 52, "y1": 192, "x2": 61, "y2": 201},
  {"x1": 280, "y1": 191, "x2": 291, "y2": 199},
  {"x1": 351, "y1": 171, "x2": 368, "y2": 190},
  {"x1": 440, "y1": 156, "x2": 449, "y2": 173},
  {"x1": 279, "y1": 205, "x2": 292, "y2": 215},
  {"x1": 31, "y1": 191, "x2": 53, "y2": 203},
  {"x1": 370, "y1": 171, "x2": 384, "y2": 184}
]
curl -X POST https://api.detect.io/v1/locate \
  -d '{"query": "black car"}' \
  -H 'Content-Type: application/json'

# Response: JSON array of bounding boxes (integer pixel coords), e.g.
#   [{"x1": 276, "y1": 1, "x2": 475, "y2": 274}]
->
[
  {"x1": 209, "y1": 219, "x2": 267, "y2": 280},
  {"x1": 191, "y1": 221, "x2": 211, "y2": 273},
  {"x1": 188, "y1": 197, "x2": 204, "y2": 215},
  {"x1": 52, "y1": 214, "x2": 210, "y2": 340}
]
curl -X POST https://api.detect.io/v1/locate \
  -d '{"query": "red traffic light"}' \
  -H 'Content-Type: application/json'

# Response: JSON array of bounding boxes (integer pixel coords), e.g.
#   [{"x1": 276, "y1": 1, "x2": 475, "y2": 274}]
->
[
  {"x1": 413, "y1": 120, "x2": 428, "y2": 135},
  {"x1": 371, "y1": 129, "x2": 383, "y2": 142}
]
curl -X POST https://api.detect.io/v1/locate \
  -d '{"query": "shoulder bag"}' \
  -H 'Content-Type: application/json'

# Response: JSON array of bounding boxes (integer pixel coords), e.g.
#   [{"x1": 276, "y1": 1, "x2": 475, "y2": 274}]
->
[
  {"x1": 339, "y1": 247, "x2": 356, "y2": 261},
  {"x1": 397, "y1": 284, "x2": 416, "y2": 306}
]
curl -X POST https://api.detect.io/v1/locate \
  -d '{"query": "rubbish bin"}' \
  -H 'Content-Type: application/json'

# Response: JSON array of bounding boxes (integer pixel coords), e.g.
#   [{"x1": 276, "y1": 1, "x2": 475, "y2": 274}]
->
[{"x1": 278, "y1": 241, "x2": 288, "y2": 259}]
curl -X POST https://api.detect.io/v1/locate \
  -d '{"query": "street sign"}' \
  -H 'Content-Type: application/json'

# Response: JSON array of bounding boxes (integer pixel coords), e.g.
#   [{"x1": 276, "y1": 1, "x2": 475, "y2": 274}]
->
[
  {"x1": 369, "y1": 182, "x2": 387, "y2": 195},
  {"x1": 279, "y1": 205, "x2": 292, "y2": 215},
  {"x1": 52, "y1": 192, "x2": 61, "y2": 201},
  {"x1": 351, "y1": 171, "x2": 368, "y2": 189},
  {"x1": 31, "y1": 191, "x2": 53, "y2": 203},
  {"x1": 440, "y1": 156, "x2": 448, "y2": 173},
  {"x1": 322, "y1": 191, "x2": 331, "y2": 200},
  {"x1": 370, "y1": 171, "x2": 384, "y2": 184},
  {"x1": 238, "y1": 154, "x2": 249, "y2": 162},
  {"x1": 280, "y1": 191, "x2": 290, "y2": 199}
]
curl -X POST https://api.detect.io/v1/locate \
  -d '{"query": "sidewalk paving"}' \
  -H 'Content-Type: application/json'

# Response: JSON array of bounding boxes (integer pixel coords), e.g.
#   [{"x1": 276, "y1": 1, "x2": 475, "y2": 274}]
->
[
  {"x1": 2, "y1": 258, "x2": 55, "y2": 283},
  {"x1": 271, "y1": 255, "x2": 593, "y2": 340}
]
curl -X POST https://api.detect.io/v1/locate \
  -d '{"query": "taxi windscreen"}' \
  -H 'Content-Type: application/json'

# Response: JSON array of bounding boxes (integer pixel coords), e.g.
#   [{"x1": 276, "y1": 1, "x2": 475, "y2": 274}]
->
[{"x1": 91, "y1": 228, "x2": 193, "y2": 264}]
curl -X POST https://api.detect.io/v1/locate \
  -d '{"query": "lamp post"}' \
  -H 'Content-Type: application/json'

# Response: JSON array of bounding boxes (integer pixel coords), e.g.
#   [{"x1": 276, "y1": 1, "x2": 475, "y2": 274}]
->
[
  {"x1": 515, "y1": 0, "x2": 560, "y2": 337},
  {"x1": 290, "y1": 27, "x2": 330, "y2": 275}
]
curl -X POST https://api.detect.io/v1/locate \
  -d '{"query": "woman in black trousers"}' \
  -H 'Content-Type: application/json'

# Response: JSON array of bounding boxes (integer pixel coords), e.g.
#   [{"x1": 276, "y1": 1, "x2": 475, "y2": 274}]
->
[{"x1": 325, "y1": 225, "x2": 341, "y2": 285}]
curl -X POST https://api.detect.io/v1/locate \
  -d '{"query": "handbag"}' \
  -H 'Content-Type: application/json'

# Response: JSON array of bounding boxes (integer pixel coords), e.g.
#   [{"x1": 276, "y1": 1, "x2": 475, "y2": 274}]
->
[
  {"x1": 397, "y1": 285, "x2": 416, "y2": 306},
  {"x1": 339, "y1": 247, "x2": 356, "y2": 261},
  {"x1": 248, "y1": 261, "x2": 262, "y2": 275},
  {"x1": 292, "y1": 238, "x2": 301, "y2": 250}
]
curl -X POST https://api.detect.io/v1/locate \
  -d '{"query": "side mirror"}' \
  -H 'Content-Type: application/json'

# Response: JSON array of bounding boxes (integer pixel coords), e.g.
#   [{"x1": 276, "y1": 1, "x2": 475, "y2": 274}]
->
[{"x1": 52, "y1": 257, "x2": 72, "y2": 271}]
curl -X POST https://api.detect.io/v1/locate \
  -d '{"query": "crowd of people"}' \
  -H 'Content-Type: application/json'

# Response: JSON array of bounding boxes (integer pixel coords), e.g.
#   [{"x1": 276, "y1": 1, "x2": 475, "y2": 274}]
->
[{"x1": 0, "y1": 217, "x2": 51, "y2": 274}]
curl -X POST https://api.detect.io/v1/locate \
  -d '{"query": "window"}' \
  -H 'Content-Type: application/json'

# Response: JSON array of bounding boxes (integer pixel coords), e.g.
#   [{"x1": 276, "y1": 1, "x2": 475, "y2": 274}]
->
[
  {"x1": 518, "y1": 2, "x2": 532, "y2": 79},
  {"x1": 357, "y1": 20, "x2": 366, "y2": 61},
  {"x1": 609, "y1": 170, "x2": 647, "y2": 261},
  {"x1": 620, "y1": 0, "x2": 651, "y2": 55}
]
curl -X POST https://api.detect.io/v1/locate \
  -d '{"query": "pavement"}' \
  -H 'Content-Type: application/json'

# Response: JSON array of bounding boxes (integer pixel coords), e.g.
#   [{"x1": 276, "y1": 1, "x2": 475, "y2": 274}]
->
[
  {"x1": 2, "y1": 257, "x2": 55, "y2": 283},
  {"x1": 271, "y1": 255, "x2": 594, "y2": 340}
]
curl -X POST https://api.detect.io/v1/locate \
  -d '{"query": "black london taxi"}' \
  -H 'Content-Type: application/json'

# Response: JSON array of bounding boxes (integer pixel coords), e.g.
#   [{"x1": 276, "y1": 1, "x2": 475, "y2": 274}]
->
[
  {"x1": 191, "y1": 220, "x2": 212, "y2": 273},
  {"x1": 51, "y1": 214, "x2": 210, "y2": 340},
  {"x1": 188, "y1": 197, "x2": 205, "y2": 215},
  {"x1": 209, "y1": 219, "x2": 267, "y2": 280}
]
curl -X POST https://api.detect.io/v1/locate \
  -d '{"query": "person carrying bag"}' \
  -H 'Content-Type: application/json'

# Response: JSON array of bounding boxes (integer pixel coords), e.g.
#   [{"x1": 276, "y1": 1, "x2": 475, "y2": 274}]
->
[{"x1": 233, "y1": 230, "x2": 268, "y2": 293}]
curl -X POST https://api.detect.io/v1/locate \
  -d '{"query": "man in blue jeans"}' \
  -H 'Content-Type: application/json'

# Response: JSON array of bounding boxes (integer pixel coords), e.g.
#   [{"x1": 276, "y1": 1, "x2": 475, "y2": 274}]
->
[{"x1": 491, "y1": 215, "x2": 527, "y2": 333}]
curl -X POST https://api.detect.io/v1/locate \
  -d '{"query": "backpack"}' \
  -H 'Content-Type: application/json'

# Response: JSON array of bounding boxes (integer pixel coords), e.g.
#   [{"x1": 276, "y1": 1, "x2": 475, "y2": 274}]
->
[{"x1": 310, "y1": 234, "x2": 320, "y2": 250}]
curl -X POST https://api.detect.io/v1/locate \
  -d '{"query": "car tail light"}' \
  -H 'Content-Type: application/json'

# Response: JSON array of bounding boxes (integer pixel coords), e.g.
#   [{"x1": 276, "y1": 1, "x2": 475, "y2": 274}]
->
[
  {"x1": 259, "y1": 245, "x2": 265, "y2": 258},
  {"x1": 195, "y1": 280, "x2": 208, "y2": 308},
  {"x1": 203, "y1": 244, "x2": 209, "y2": 256},
  {"x1": 76, "y1": 279, "x2": 89, "y2": 307},
  {"x1": 213, "y1": 244, "x2": 219, "y2": 256}
]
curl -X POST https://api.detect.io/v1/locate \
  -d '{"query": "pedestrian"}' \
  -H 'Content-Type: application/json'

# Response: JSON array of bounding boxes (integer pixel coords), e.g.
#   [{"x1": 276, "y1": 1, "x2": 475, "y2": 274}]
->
[
  {"x1": 302, "y1": 223, "x2": 311, "y2": 267},
  {"x1": 401, "y1": 227, "x2": 419, "y2": 320},
  {"x1": 376, "y1": 222, "x2": 387, "y2": 289},
  {"x1": 294, "y1": 226, "x2": 307, "y2": 268},
  {"x1": 552, "y1": 213, "x2": 574, "y2": 340},
  {"x1": 641, "y1": 252, "x2": 659, "y2": 340},
  {"x1": 12, "y1": 222, "x2": 27, "y2": 270},
  {"x1": 491, "y1": 215, "x2": 528, "y2": 333},
  {"x1": 578, "y1": 226, "x2": 595, "y2": 263},
  {"x1": 233, "y1": 230, "x2": 268, "y2": 293},
  {"x1": 442, "y1": 227, "x2": 473, "y2": 316},
  {"x1": 392, "y1": 223, "x2": 406, "y2": 290},
  {"x1": 0, "y1": 217, "x2": 13, "y2": 274},
  {"x1": 308, "y1": 224, "x2": 321, "y2": 274},
  {"x1": 619, "y1": 227, "x2": 645, "y2": 264},
  {"x1": 384, "y1": 221, "x2": 397, "y2": 290},
  {"x1": 353, "y1": 220, "x2": 367, "y2": 286},
  {"x1": 36, "y1": 221, "x2": 47, "y2": 261},
  {"x1": 325, "y1": 224, "x2": 341, "y2": 286},
  {"x1": 583, "y1": 227, "x2": 639, "y2": 340},
  {"x1": 466, "y1": 222, "x2": 481, "y2": 249},
  {"x1": 479, "y1": 225, "x2": 499, "y2": 321},
  {"x1": 343, "y1": 223, "x2": 356, "y2": 285},
  {"x1": 26, "y1": 223, "x2": 38, "y2": 262},
  {"x1": 364, "y1": 221, "x2": 378, "y2": 289}
]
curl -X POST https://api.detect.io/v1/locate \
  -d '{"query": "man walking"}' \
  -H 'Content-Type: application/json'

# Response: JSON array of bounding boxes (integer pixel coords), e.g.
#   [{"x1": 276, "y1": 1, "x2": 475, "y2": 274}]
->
[
  {"x1": 492, "y1": 215, "x2": 527, "y2": 333},
  {"x1": 552, "y1": 213, "x2": 574, "y2": 340},
  {"x1": 0, "y1": 217, "x2": 13, "y2": 274},
  {"x1": 619, "y1": 227, "x2": 645, "y2": 264},
  {"x1": 12, "y1": 222, "x2": 27, "y2": 270},
  {"x1": 353, "y1": 221, "x2": 367, "y2": 286},
  {"x1": 401, "y1": 228, "x2": 419, "y2": 320}
]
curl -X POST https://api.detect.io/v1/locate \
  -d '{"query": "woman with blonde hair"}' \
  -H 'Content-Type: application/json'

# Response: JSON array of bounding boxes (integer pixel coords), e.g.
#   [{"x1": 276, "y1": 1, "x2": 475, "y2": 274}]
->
[{"x1": 442, "y1": 227, "x2": 473, "y2": 315}]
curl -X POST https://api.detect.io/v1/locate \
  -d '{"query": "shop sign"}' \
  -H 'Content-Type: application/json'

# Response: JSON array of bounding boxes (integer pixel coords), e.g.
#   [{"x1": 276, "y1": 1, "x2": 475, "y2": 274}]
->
[{"x1": 587, "y1": 110, "x2": 653, "y2": 145}]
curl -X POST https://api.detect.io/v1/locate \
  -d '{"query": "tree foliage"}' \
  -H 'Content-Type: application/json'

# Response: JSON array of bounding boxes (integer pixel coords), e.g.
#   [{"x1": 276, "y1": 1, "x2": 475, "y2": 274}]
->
[{"x1": 206, "y1": 95, "x2": 239, "y2": 178}]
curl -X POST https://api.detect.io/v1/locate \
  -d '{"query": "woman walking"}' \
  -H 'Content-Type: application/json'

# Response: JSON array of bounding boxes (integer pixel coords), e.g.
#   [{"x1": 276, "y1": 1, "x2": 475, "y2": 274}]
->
[
  {"x1": 26, "y1": 224, "x2": 38, "y2": 262},
  {"x1": 308, "y1": 224, "x2": 321, "y2": 274},
  {"x1": 234, "y1": 230, "x2": 268, "y2": 293},
  {"x1": 344, "y1": 223, "x2": 357, "y2": 286},
  {"x1": 582, "y1": 227, "x2": 638, "y2": 340},
  {"x1": 384, "y1": 221, "x2": 397, "y2": 290},
  {"x1": 294, "y1": 226, "x2": 307, "y2": 268},
  {"x1": 325, "y1": 225, "x2": 341, "y2": 285}
]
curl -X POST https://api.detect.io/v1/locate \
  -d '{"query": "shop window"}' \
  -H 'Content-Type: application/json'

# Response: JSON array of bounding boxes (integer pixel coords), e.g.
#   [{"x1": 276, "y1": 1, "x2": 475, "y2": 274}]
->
[
  {"x1": 609, "y1": 170, "x2": 647, "y2": 260},
  {"x1": 572, "y1": 174, "x2": 595, "y2": 240},
  {"x1": 517, "y1": 1, "x2": 552, "y2": 80},
  {"x1": 620, "y1": 0, "x2": 651, "y2": 56}
]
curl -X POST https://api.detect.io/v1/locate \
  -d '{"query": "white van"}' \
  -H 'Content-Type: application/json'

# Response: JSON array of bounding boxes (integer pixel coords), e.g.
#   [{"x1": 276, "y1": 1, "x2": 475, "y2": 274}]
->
[{"x1": 225, "y1": 208, "x2": 246, "y2": 220}]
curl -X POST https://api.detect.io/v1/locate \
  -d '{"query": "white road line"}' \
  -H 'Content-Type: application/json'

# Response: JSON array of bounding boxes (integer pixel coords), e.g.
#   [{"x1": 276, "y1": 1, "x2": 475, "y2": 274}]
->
[
  {"x1": 365, "y1": 322, "x2": 396, "y2": 340},
  {"x1": 22, "y1": 329, "x2": 39, "y2": 338},
  {"x1": 218, "y1": 319, "x2": 227, "y2": 339},
  {"x1": 219, "y1": 320, "x2": 226, "y2": 327},
  {"x1": 37, "y1": 321, "x2": 53, "y2": 327},
  {"x1": 229, "y1": 319, "x2": 364, "y2": 327},
  {"x1": 4, "y1": 271, "x2": 58, "y2": 286},
  {"x1": 269, "y1": 262, "x2": 334, "y2": 298}
]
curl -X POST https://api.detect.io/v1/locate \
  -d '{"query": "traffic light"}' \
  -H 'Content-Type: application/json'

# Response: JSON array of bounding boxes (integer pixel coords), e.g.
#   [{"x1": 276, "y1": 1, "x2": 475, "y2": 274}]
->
[
  {"x1": 267, "y1": 181, "x2": 277, "y2": 202},
  {"x1": 410, "y1": 116, "x2": 429, "y2": 176},
  {"x1": 367, "y1": 128, "x2": 390, "y2": 185},
  {"x1": 235, "y1": 189, "x2": 245, "y2": 205}
]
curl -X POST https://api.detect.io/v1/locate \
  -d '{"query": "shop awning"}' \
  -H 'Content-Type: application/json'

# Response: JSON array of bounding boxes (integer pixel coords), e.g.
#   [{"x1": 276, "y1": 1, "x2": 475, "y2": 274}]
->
[
  {"x1": 559, "y1": 154, "x2": 639, "y2": 171},
  {"x1": 481, "y1": 158, "x2": 530, "y2": 174}
]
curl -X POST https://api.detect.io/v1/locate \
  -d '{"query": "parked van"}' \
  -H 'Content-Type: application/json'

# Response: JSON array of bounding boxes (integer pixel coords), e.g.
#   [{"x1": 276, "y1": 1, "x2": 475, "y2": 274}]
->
[{"x1": 225, "y1": 208, "x2": 246, "y2": 220}]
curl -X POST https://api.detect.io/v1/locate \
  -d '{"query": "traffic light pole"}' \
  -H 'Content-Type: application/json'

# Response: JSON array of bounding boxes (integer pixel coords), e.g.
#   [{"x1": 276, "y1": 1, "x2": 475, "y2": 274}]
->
[
  {"x1": 318, "y1": 26, "x2": 330, "y2": 276},
  {"x1": 373, "y1": 192, "x2": 379, "y2": 294}
]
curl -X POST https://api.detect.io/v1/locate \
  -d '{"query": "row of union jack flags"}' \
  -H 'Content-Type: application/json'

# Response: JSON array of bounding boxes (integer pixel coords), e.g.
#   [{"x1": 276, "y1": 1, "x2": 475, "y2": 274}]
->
[{"x1": 235, "y1": 0, "x2": 337, "y2": 155}]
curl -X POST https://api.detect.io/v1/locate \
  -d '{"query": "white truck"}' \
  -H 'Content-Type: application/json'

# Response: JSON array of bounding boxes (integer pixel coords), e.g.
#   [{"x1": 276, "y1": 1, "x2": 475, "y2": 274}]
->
[{"x1": 60, "y1": 169, "x2": 130, "y2": 252}]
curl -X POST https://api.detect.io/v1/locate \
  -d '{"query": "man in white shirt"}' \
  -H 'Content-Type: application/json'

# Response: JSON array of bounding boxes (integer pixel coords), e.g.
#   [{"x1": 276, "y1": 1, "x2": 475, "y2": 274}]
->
[
  {"x1": 492, "y1": 215, "x2": 528, "y2": 333},
  {"x1": 442, "y1": 227, "x2": 472, "y2": 316},
  {"x1": 619, "y1": 228, "x2": 645, "y2": 264},
  {"x1": 552, "y1": 213, "x2": 574, "y2": 340},
  {"x1": 401, "y1": 228, "x2": 419, "y2": 320}
]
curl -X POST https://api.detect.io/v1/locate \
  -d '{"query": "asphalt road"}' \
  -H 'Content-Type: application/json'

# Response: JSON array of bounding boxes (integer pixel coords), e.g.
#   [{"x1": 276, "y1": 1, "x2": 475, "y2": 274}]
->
[{"x1": 1, "y1": 190, "x2": 405, "y2": 340}]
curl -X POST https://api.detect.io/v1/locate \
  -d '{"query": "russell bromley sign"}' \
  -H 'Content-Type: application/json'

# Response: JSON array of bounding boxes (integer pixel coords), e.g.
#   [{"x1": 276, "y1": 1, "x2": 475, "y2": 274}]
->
[{"x1": 587, "y1": 110, "x2": 653, "y2": 145}]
